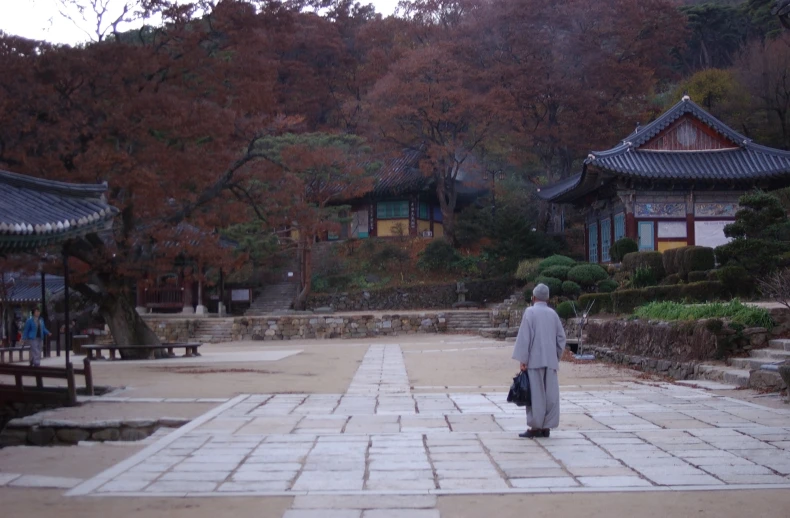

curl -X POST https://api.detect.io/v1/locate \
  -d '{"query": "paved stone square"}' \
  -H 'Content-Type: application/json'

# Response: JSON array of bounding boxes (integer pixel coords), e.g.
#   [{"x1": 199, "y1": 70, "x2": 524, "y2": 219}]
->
[{"x1": 68, "y1": 343, "x2": 790, "y2": 509}]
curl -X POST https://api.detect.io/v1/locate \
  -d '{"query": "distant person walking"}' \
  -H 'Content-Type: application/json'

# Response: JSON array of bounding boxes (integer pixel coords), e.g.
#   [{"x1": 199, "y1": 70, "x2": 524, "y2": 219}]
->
[
  {"x1": 22, "y1": 308, "x2": 50, "y2": 367},
  {"x1": 511, "y1": 284, "x2": 566, "y2": 438}
]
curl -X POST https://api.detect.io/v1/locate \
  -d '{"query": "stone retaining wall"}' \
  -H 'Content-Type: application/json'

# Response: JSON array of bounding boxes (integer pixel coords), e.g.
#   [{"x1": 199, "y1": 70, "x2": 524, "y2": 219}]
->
[
  {"x1": 307, "y1": 278, "x2": 515, "y2": 312},
  {"x1": 0, "y1": 416, "x2": 190, "y2": 447},
  {"x1": 230, "y1": 314, "x2": 446, "y2": 340}
]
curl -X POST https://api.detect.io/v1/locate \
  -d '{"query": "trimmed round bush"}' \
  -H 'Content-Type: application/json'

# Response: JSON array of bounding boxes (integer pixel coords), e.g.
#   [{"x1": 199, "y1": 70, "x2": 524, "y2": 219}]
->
[
  {"x1": 561, "y1": 280, "x2": 582, "y2": 297},
  {"x1": 597, "y1": 279, "x2": 618, "y2": 293},
  {"x1": 662, "y1": 246, "x2": 688, "y2": 276},
  {"x1": 687, "y1": 270, "x2": 708, "y2": 283},
  {"x1": 567, "y1": 264, "x2": 608, "y2": 287},
  {"x1": 622, "y1": 251, "x2": 666, "y2": 280},
  {"x1": 555, "y1": 301, "x2": 577, "y2": 320},
  {"x1": 610, "y1": 237, "x2": 638, "y2": 262},
  {"x1": 706, "y1": 269, "x2": 718, "y2": 281},
  {"x1": 538, "y1": 255, "x2": 576, "y2": 271},
  {"x1": 542, "y1": 265, "x2": 571, "y2": 281},
  {"x1": 534, "y1": 276, "x2": 563, "y2": 297},
  {"x1": 632, "y1": 266, "x2": 657, "y2": 288}
]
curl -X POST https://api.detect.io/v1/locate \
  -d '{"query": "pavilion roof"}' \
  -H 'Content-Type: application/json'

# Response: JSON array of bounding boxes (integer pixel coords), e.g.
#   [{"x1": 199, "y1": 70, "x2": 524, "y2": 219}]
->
[
  {"x1": 0, "y1": 273, "x2": 65, "y2": 303},
  {"x1": 0, "y1": 170, "x2": 117, "y2": 252},
  {"x1": 537, "y1": 97, "x2": 790, "y2": 203}
]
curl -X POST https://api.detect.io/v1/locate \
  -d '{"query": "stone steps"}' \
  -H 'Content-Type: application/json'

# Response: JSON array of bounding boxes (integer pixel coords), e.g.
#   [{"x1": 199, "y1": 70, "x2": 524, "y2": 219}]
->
[
  {"x1": 768, "y1": 339, "x2": 790, "y2": 351},
  {"x1": 246, "y1": 282, "x2": 297, "y2": 315},
  {"x1": 444, "y1": 311, "x2": 492, "y2": 332},
  {"x1": 696, "y1": 364, "x2": 751, "y2": 388},
  {"x1": 195, "y1": 318, "x2": 234, "y2": 343},
  {"x1": 730, "y1": 357, "x2": 785, "y2": 370}
]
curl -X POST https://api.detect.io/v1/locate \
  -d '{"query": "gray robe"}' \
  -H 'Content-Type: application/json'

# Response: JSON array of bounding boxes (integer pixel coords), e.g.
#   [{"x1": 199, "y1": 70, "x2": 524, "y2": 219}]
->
[{"x1": 512, "y1": 302, "x2": 566, "y2": 429}]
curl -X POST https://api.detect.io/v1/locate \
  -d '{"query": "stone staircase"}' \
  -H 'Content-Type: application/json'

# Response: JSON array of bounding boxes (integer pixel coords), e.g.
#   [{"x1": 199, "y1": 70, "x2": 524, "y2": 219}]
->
[
  {"x1": 444, "y1": 311, "x2": 492, "y2": 333},
  {"x1": 245, "y1": 281, "x2": 298, "y2": 316},
  {"x1": 698, "y1": 339, "x2": 790, "y2": 390},
  {"x1": 195, "y1": 318, "x2": 234, "y2": 343}
]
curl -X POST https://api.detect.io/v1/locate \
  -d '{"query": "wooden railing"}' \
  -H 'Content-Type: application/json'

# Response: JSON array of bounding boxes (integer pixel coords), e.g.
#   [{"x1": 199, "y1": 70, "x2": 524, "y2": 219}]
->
[{"x1": 142, "y1": 287, "x2": 184, "y2": 308}]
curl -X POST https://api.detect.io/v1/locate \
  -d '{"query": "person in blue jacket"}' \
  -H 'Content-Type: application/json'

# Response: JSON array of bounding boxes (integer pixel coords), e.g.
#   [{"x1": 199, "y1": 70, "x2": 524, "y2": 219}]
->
[{"x1": 22, "y1": 308, "x2": 50, "y2": 367}]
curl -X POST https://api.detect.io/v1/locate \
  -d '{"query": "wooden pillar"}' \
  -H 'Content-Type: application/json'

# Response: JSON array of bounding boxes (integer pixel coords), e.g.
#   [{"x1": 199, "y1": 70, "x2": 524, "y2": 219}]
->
[
  {"x1": 584, "y1": 223, "x2": 589, "y2": 262},
  {"x1": 597, "y1": 218, "x2": 603, "y2": 263},
  {"x1": 135, "y1": 280, "x2": 146, "y2": 314},
  {"x1": 686, "y1": 192, "x2": 695, "y2": 246},
  {"x1": 369, "y1": 202, "x2": 377, "y2": 237},
  {"x1": 625, "y1": 212, "x2": 637, "y2": 241}
]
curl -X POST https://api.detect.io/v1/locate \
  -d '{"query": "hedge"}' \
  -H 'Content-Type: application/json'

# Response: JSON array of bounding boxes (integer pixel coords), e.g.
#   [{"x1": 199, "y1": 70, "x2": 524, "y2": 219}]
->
[
  {"x1": 622, "y1": 251, "x2": 665, "y2": 280},
  {"x1": 663, "y1": 245, "x2": 715, "y2": 279},
  {"x1": 687, "y1": 271, "x2": 708, "y2": 283},
  {"x1": 534, "y1": 276, "x2": 563, "y2": 297},
  {"x1": 610, "y1": 238, "x2": 638, "y2": 262},
  {"x1": 567, "y1": 264, "x2": 608, "y2": 287},
  {"x1": 577, "y1": 281, "x2": 726, "y2": 315},
  {"x1": 717, "y1": 265, "x2": 753, "y2": 297},
  {"x1": 542, "y1": 265, "x2": 571, "y2": 280},
  {"x1": 578, "y1": 293, "x2": 614, "y2": 314}
]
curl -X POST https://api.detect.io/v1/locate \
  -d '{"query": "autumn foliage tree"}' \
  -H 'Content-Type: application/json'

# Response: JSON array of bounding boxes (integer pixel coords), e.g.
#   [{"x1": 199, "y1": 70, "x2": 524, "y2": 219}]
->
[
  {"x1": 0, "y1": 1, "x2": 297, "y2": 354},
  {"x1": 249, "y1": 133, "x2": 375, "y2": 309}
]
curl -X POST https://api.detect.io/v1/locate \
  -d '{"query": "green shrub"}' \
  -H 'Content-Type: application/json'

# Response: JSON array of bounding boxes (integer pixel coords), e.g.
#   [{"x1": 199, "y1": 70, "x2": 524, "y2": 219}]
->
[
  {"x1": 706, "y1": 269, "x2": 718, "y2": 281},
  {"x1": 662, "y1": 273, "x2": 681, "y2": 285},
  {"x1": 515, "y1": 258, "x2": 542, "y2": 281},
  {"x1": 622, "y1": 251, "x2": 665, "y2": 279},
  {"x1": 632, "y1": 266, "x2": 658, "y2": 288},
  {"x1": 681, "y1": 246, "x2": 715, "y2": 278},
  {"x1": 633, "y1": 300, "x2": 773, "y2": 328},
  {"x1": 597, "y1": 279, "x2": 618, "y2": 293},
  {"x1": 662, "y1": 246, "x2": 690, "y2": 276},
  {"x1": 555, "y1": 301, "x2": 577, "y2": 320},
  {"x1": 561, "y1": 280, "x2": 582, "y2": 297},
  {"x1": 715, "y1": 238, "x2": 789, "y2": 276},
  {"x1": 538, "y1": 255, "x2": 576, "y2": 271},
  {"x1": 687, "y1": 270, "x2": 708, "y2": 283},
  {"x1": 611, "y1": 288, "x2": 650, "y2": 314},
  {"x1": 542, "y1": 265, "x2": 571, "y2": 280},
  {"x1": 567, "y1": 264, "x2": 608, "y2": 287},
  {"x1": 417, "y1": 241, "x2": 461, "y2": 272},
  {"x1": 716, "y1": 265, "x2": 753, "y2": 297},
  {"x1": 578, "y1": 293, "x2": 613, "y2": 314},
  {"x1": 610, "y1": 237, "x2": 638, "y2": 262},
  {"x1": 534, "y1": 276, "x2": 563, "y2": 297},
  {"x1": 679, "y1": 281, "x2": 727, "y2": 302}
]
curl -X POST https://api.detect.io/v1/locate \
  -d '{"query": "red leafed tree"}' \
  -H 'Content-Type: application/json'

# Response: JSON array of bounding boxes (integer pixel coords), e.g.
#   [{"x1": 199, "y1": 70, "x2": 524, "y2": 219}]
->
[
  {"x1": 250, "y1": 133, "x2": 376, "y2": 309},
  {"x1": 0, "y1": 1, "x2": 300, "y2": 355},
  {"x1": 364, "y1": 37, "x2": 500, "y2": 244}
]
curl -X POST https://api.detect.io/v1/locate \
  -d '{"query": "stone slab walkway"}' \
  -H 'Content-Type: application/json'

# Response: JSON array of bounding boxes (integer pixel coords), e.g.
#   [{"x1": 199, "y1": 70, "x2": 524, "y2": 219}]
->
[{"x1": 67, "y1": 343, "x2": 790, "y2": 516}]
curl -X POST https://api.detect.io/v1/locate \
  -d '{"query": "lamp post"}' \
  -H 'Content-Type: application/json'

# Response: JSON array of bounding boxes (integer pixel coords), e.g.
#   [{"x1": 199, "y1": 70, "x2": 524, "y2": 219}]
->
[{"x1": 487, "y1": 169, "x2": 505, "y2": 219}]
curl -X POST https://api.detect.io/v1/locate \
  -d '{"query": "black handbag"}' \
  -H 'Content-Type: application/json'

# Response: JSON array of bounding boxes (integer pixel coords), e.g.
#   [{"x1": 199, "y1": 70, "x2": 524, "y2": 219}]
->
[{"x1": 507, "y1": 370, "x2": 531, "y2": 407}]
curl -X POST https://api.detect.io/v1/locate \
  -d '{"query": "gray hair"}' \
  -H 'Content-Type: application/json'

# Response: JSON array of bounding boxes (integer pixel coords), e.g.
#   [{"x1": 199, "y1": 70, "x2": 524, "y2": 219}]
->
[{"x1": 533, "y1": 283, "x2": 550, "y2": 301}]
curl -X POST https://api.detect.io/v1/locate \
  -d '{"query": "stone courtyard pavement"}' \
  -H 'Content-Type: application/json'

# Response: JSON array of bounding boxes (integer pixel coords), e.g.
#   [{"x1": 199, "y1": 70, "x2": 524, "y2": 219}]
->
[{"x1": 64, "y1": 343, "x2": 790, "y2": 517}]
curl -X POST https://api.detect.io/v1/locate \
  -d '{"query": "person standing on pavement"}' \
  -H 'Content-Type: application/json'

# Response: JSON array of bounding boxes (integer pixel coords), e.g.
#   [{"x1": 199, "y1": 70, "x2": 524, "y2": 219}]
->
[
  {"x1": 22, "y1": 307, "x2": 50, "y2": 367},
  {"x1": 511, "y1": 283, "x2": 566, "y2": 439}
]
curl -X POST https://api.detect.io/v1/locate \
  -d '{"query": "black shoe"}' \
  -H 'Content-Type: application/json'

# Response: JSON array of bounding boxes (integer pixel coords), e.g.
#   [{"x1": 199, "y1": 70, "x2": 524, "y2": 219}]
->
[
  {"x1": 519, "y1": 429, "x2": 542, "y2": 439},
  {"x1": 542, "y1": 429, "x2": 550, "y2": 438}
]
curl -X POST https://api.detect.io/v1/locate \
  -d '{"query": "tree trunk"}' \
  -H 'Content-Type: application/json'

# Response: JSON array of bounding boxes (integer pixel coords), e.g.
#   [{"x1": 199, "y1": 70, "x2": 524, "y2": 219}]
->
[
  {"x1": 436, "y1": 168, "x2": 458, "y2": 245},
  {"x1": 293, "y1": 235, "x2": 313, "y2": 310},
  {"x1": 99, "y1": 290, "x2": 163, "y2": 359}
]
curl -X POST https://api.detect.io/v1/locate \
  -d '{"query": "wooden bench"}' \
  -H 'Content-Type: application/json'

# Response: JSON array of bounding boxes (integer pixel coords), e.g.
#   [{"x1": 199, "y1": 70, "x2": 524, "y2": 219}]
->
[
  {"x1": 82, "y1": 343, "x2": 202, "y2": 360},
  {"x1": 0, "y1": 346, "x2": 30, "y2": 364},
  {"x1": 0, "y1": 358, "x2": 94, "y2": 406}
]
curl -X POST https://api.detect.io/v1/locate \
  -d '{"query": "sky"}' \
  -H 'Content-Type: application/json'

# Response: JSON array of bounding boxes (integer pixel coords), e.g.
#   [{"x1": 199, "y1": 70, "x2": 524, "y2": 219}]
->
[{"x1": 0, "y1": 0, "x2": 400, "y2": 45}]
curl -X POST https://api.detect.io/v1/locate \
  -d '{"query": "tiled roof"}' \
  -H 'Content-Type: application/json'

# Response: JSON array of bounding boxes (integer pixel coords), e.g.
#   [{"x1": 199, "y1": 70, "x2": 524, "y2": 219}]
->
[
  {"x1": 537, "y1": 97, "x2": 790, "y2": 203},
  {"x1": 1, "y1": 274, "x2": 65, "y2": 303},
  {"x1": 0, "y1": 170, "x2": 117, "y2": 251},
  {"x1": 372, "y1": 149, "x2": 428, "y2": 196}
]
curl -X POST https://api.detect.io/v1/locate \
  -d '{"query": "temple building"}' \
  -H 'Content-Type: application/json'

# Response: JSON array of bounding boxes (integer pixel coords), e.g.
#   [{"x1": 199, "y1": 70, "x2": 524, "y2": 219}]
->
[
  {"x1": 337, "y1": 149, "x2": 485, "y2": 240},
  {"x1": 537, "y1": 96, "x2": 790, "y2": 263}
]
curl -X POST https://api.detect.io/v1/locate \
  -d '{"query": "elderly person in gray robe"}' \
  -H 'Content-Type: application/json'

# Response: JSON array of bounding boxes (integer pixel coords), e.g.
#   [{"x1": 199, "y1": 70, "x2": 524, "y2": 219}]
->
[{"x1": 512, "y1": 283, "x2": 566, "y2": 438}]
